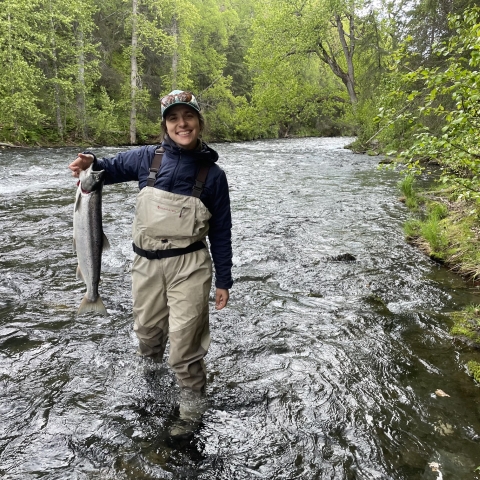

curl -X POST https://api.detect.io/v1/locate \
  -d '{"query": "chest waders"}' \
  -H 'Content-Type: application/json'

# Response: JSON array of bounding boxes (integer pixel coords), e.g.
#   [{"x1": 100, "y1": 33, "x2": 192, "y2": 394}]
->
[{"x1": 131, "y1": 147, "x2": 213, "y2": 391}]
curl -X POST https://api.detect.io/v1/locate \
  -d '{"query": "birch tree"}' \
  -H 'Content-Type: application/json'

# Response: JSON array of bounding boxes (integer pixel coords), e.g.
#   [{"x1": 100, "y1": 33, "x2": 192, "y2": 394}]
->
[
  {"x1": 125, "y1": 0, "x2": 172, "y2": 143},
  {"x1": 130, "y1": 0, "x2": 138, "y2": 144}
]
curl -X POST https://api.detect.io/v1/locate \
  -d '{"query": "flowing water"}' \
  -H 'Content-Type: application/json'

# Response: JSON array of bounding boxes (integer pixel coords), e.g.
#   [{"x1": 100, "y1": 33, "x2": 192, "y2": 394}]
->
[{"x1": 1, "y1": 138, "x2": 480, "y2": 480}]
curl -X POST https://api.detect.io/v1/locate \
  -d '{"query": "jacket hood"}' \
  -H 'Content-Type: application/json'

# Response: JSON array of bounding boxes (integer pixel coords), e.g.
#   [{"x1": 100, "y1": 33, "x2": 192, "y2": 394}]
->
[{"x1": 162, "y1": 136, "x2": 219, "y2": 163}]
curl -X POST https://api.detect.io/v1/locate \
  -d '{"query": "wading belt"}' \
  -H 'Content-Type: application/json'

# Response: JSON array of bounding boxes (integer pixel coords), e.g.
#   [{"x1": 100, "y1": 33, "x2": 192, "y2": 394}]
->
[
  {"x1": 133, "y1": 240, "x2": 206, "y2": 259},
  {"x1": 134, "y1": 146, "x2": 210, "y2": 259}
]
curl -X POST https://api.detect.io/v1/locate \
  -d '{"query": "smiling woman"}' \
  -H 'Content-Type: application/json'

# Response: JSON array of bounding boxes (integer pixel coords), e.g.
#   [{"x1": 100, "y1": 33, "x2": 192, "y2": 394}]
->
[
  {"x1": 160, "y1": 90, "x2": 205, "y2": 150},
  {"x1": 163, "y1": 105, "x2": 201, "y2": 150},
  {"x1": 67, "y1": 88, "x2": 233, "y2": 442}
]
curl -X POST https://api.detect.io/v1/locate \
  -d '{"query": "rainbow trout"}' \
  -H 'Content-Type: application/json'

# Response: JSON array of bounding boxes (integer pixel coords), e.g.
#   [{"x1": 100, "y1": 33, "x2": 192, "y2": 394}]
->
[{"x1": 73, "y1": 165, "x2": 109, "y2": 314}]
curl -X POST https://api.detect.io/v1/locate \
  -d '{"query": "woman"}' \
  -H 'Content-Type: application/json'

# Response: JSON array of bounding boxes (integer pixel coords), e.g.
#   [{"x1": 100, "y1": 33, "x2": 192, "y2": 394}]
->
[{"x1": 69, "y1": 90, "x2": 233, "y2": 396}]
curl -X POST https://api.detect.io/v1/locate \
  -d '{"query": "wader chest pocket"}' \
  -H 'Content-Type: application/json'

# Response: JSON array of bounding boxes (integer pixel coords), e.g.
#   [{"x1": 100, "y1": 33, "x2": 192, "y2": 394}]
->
[{"x1": 142, "y1": 197, "x2": 196, "y2": 238}]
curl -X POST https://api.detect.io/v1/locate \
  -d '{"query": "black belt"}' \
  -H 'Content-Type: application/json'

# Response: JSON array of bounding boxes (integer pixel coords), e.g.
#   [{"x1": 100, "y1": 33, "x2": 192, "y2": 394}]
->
[{"x1": 132, "y1": 241, "x2": 206, "y2": 260}]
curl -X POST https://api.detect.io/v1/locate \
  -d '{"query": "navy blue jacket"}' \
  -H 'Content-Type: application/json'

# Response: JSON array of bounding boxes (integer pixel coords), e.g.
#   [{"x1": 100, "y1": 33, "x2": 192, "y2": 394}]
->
[{"x1": 90, "y1": 139, "x2": 233, "y2": 290}]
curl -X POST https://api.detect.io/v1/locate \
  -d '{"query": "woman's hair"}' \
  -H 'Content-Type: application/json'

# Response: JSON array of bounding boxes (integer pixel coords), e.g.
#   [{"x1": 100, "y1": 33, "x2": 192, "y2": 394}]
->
[{"x1": 161, "y1": 109, "x2": 205, "y2": 141}]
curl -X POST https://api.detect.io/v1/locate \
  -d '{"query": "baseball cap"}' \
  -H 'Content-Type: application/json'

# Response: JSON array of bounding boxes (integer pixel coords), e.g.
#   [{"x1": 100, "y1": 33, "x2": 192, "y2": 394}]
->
[{"x1": 161, "y1": 90, "x2": 200, "y2": 118}]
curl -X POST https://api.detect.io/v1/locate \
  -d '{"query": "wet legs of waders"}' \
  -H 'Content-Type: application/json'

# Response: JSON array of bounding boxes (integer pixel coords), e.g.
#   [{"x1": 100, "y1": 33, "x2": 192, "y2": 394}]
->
[
  {"x1": 168, "y1": 303, "x2": 210, "y2": 391},
  {"x1": 165, "y1": 248, "x2": 212, "y2": 391},
  {"x1": 132, "y1": 249, "x2": 212, "y2": 388}
]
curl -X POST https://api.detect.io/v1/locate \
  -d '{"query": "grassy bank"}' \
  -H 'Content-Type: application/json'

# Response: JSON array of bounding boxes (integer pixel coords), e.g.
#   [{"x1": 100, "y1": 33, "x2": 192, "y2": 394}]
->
[{"x1": 399, "y1": 175, "x2": 480, "y2": 383}]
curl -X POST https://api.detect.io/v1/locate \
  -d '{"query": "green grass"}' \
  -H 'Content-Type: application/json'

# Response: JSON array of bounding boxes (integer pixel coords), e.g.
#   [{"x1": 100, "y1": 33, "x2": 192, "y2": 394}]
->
[
  {"x1": 419, "y1": 206, "x2": 448, "y2": 256},
  {"x1": 404, "y1": 219, "x2": 421, "y2": 239},
  {"x1": 398, "y1": 175, "x2": 419, "y2": 209},
  {"x1": 399, "y1": 175, "x2": 416, "y2": 198}
]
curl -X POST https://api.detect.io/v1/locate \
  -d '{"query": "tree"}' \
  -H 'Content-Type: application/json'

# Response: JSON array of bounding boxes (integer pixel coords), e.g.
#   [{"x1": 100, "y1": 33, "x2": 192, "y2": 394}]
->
[
  {"x1": 0, "y1": 0, "x2": 46, "y2": 142},
  {"x1": 40, "y1": 0, "x2": 98, "y2": 140},
  {"x1": 380, "y1": 7, "x2": 480, "y2": 201},
  {"x1": 130, "y1": 0, "x2": 139, "y2": 144},
  {"x1": 249, "y1": 0, "x2": 376, "y2": 106}
]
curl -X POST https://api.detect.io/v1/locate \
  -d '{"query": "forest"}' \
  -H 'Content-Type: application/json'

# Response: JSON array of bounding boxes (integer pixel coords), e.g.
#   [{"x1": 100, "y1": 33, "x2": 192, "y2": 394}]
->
[{"x1": 0, "y1": 0, "x2": 477, "y2": 147}]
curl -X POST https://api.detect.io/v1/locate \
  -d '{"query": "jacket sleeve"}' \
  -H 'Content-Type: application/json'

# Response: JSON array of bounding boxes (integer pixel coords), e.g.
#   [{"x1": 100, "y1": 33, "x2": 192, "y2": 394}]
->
[
  {"x1": 86, "y1": 146, "x2": 154, "y2": 185},
  {"x1": 208, "y1": 170, "x2": 233, "y2": 290}
]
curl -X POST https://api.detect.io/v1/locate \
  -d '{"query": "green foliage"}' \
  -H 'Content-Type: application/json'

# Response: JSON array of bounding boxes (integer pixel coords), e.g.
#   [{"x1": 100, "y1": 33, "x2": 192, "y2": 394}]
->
[
  {"x1": 404, "y1": 218, "x2": 421, "y2": 238},
  {"x1": 245, "y1": 0, "x2": 379, "y2": 138},
  {"x1": 87, "y1": 87, "x2": 122, "y2": 144},
  {"x1": 0, "y1": 0, "x2": 46, "y2": 141},
  {"x1": 377, "y1": 7, "x2": 480, "y2": 202},
  {"x1": 420, "y1": 211, "x2": 448, "y2": 256},
  {"x1": 0, "y1": 0, "x2": 101, "y2": 143},
  {"x1": 399, "y1": 175, "x2": 416, "y2": 199},
  {"x1": 427, "y1": 201, "x2": 448, "y2": 220},
  {"x1": 0, "y1": 0, "x2": 389, "y2": 144},
  {"x1": 402, "y1": 182, "x2": 480, "y2": 279},
  {"x1": 401, "y1": 181, "x2": 449, "y2": 257}
]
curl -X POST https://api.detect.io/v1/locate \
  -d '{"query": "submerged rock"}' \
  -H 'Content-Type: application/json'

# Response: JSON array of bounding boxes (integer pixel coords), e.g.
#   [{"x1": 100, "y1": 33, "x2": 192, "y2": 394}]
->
[{"x1": 328, "y1": 253, "x2": 357, "y2": 262}]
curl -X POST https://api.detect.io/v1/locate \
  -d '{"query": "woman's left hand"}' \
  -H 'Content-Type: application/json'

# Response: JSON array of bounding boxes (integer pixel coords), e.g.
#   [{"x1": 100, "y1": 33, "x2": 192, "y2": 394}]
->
[{"x1": 215, "y1": 288, "x2": 229, "y2": 310}]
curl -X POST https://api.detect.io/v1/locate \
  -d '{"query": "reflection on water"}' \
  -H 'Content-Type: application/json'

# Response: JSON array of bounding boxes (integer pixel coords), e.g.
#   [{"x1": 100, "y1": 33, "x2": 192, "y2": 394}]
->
[{"x1": 1, "y1": 138, "x2": 480, "y2": 479}]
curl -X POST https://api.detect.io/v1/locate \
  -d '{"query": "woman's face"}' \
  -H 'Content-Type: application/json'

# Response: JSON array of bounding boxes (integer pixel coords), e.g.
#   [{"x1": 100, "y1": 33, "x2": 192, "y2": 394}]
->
[{"x1": 164, "y1": 105, "x2": 201, "y2": 150}]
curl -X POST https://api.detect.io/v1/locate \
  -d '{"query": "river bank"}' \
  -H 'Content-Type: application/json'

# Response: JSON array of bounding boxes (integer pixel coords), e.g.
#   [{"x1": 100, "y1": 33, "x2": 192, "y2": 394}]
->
[{"x1": 398, "y1": 174, "x2": 480, "y2": 382}]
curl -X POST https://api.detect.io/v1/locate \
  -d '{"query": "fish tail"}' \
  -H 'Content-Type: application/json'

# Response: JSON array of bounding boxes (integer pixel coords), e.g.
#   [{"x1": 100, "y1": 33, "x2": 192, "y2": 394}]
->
[{"x1": 77, "y1": 295, "x2": 108, "y2": 315}]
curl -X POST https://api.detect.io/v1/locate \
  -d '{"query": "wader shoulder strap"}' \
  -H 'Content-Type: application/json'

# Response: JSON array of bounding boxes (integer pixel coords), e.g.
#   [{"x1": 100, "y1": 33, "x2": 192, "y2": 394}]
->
[
  {"x1": 191, "y1": 164, "x2": 210, "y2": 198},
  {"x1": 147, "y1": 146, "x2": 210, "y2": 197},
  {"x1": 147, "y1": 147, "x2": 164, "y2": 187}
]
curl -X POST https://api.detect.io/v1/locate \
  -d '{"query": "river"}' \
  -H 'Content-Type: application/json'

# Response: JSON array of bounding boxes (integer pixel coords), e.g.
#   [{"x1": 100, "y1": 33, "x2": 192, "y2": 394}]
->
[{"x1": 1, "y1": 137, "x2": 479, "y2": 479}]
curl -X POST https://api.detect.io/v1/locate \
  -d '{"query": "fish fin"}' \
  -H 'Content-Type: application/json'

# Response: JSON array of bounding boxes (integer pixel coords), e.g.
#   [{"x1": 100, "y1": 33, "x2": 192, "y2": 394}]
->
[
  {"x1": 77, "y1": 295, "x2": 108, "y2": 316},
  {"x1": 103, "y1": 233, "x2": 110, "y2": 251},
  {"x1": 76, "y1": 265, "x2": 84, "y2": 282}
]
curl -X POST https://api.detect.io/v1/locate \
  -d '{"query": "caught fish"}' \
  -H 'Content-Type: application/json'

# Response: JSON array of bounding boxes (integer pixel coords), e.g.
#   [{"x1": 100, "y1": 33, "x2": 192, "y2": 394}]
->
[{"x1": 73, "y1": 165, "x2": 109, "y2": 314}]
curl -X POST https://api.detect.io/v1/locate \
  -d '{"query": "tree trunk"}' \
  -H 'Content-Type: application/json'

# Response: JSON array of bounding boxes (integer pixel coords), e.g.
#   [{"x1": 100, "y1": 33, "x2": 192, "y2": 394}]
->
[
  {"x1": 130, "y1": 0, "x2": 138, "y2": 145},
  {"x1": 77, "y1": 28, "x2": 87, "y2": 141},
  {"x1": 49, "y1": 3, "x2": 63, "y2": 140},
  {"x1": 171, "y1": 15, "x2": 179, "y2": 90},
  {"x1": 335, "y1": 14, "x2": 357, "y2": 104},
  {"x1": 315, "y1": 13, "x2": 358, "y2": 105}
]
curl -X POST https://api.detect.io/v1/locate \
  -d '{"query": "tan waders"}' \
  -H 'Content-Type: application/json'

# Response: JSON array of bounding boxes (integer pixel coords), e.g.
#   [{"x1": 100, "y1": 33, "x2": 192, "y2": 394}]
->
[
  {"x1": 131, "y1": 245, "x2": 212, "y2": 391},
  {"x1": 131, "y1": 150, "x2": 213, "y2": 392}
]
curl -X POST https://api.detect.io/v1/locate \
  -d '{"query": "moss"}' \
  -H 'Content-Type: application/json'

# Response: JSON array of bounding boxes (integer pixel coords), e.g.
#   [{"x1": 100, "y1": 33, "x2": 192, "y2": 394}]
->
[
  {"x1": 449, "y1": 307, "x2": 480, "y2": 385},
  {"x1": 450, "y1": 306, "x2": 480, "y2": 345},
  {"x1": 467, "y1": 361, "x2": 480, "y2": 383}
]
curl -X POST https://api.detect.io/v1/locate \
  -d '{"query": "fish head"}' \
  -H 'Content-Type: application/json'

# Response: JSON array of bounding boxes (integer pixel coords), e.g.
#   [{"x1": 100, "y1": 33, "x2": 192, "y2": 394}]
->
[{"x1": 79, "y1": 165, "x2": 105, "y2": 192}]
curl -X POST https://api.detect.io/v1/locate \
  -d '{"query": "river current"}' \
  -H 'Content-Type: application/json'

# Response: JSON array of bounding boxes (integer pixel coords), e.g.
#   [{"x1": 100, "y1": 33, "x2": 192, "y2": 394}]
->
[{"x1": 0, "y1": 137, "x2": 479, "y2": 479}]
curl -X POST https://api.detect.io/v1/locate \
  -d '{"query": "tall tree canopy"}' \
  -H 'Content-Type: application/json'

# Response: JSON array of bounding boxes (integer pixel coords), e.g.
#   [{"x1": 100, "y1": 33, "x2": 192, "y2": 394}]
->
[{"x1": 0, "y1": 0, "x2": 479, "y2": 145}]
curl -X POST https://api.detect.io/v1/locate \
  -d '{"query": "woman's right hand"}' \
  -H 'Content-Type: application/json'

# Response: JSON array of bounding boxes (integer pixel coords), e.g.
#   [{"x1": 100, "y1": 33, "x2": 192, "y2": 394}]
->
[{"x1": 69, "y1": 153, "x2": 94, "y2": 178}]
